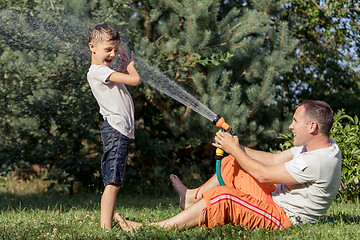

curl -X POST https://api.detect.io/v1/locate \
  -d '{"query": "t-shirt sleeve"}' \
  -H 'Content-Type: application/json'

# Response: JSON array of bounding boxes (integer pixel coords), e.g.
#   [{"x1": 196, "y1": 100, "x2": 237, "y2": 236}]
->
[
  {"x1": 285, "y1": 154, "x2": 318, "y2": 184},
  {"x1": 95, "y1": 65, "x2": 116, "y2": 84},
  {"x1": 290, "y1": 145, "x2": 305, "y2": 157}
]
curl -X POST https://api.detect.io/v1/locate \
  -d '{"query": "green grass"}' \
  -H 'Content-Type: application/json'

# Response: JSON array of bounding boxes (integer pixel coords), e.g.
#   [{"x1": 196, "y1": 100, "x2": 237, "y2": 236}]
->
[{"x1": 1, "y1": 183, "x2": 360, "y2": 239}]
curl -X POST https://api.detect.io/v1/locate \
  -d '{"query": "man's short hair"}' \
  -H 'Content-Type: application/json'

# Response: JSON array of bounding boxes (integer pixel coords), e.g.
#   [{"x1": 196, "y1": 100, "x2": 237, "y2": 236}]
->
[
  {"x1": 296, "y1": 100, "x2": 334, "y2": 135},
  {"x1": 89, "y1": 23, "x2": 120, "y2": 43}
]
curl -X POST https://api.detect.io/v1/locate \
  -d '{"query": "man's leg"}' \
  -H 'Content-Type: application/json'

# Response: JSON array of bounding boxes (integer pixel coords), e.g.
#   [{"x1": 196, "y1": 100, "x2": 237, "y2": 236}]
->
[
  {"x1": 202, "y1": 186, "x2": 291, "y2": 230},
  {"x1": 170, "y1": 174, "x2": 220, "y2": 210},
  {"x1": 115, "y1": 198, "x2": 207, "y2": 232},
  {"x1": 101, "y1": 184, "x2": 121, "y2": 230}
]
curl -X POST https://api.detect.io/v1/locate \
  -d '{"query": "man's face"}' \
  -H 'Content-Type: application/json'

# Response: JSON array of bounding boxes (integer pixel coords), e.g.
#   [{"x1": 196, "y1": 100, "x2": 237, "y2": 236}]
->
[
  {"x1": 89, "y1": 40, "x2": 120, "y2": 66},
  {"x1": 288, "y1": 106, "x2": 312, "y2": 147}
]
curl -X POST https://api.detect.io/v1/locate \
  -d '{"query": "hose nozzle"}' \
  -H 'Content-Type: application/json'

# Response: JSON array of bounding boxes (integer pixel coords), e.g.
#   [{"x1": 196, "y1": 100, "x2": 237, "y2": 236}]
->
[{"x1": 212, "y1": 114, "x2": 230, "y2": 131}]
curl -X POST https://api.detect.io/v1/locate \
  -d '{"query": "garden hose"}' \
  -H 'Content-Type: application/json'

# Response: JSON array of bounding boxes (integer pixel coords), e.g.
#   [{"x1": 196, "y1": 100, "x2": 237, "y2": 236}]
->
[{"x1": 212, "y1": 115, "x2": 232, "y2": 186}]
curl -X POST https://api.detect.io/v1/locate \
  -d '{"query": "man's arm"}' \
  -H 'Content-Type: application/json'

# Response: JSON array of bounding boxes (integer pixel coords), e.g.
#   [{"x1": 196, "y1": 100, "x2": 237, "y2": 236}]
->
[
  {"x1": 241, "y1": 146, "x2": 293, "y2": 166},
  {"x1": 213, "y1": 130, "x2": 298, "y2": 185}
]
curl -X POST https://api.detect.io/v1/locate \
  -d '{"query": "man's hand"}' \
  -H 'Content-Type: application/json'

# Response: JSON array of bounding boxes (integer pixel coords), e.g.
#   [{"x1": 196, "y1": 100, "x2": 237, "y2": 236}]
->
[
  {"x1": 212, "y1": 130, "x2": 240, "y2": 155},
  {"x1": 118, "y1": 46, "x2": 134, "y2": 73}
]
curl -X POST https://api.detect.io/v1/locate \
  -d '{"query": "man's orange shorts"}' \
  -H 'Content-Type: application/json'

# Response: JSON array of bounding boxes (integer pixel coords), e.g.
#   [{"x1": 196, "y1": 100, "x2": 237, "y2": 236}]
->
[{"x1": 201, "y1": 155, "x2": 291, "y2": 230}]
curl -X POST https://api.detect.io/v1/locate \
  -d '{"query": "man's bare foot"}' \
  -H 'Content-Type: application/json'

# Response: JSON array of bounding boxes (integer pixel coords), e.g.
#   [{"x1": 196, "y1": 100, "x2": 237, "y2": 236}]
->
[
  {"x1": 170, "y1": 174, "x2": 190, "y2": 210},
  {"x1": 114, "y1": 213, "x2": 142, "y2": 232}
]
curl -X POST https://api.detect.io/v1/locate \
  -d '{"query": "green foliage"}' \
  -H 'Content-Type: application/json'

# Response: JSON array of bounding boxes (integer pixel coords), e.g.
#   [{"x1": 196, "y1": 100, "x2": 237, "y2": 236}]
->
[
  {"x1": 278, "y1": 110, "x2": 360, "y2": 201},
  {"x1": 280, "y1": 1, "x2": 360, "y2": 115},
  {"x1": 331, "y1": 110, "x2": 360, "y2": 201},
  {"x1": 187, "y1": 52, "x2": 234, "y2": 67}
]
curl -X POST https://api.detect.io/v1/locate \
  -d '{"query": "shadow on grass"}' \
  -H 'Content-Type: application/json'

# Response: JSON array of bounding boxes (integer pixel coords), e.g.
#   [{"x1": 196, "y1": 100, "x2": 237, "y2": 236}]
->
[
  {"x1": 0, "y1": 185, "x2": 178, "y2": 212},
  {"x1": 324, "y1": 212, "x2": 360, "y2": 224}
]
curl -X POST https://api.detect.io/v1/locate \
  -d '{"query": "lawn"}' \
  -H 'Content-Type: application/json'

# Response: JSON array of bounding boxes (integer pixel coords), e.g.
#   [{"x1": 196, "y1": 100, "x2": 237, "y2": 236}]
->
[{"x1": 1, "y1": 179, "x2": 360, "y2": 239}]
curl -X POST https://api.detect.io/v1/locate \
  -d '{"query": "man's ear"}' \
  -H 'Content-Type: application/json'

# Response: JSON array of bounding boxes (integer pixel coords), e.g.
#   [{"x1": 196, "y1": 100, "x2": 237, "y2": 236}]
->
[{"x1": 309, "y1": 121, "x2": 318, "y2": 134}]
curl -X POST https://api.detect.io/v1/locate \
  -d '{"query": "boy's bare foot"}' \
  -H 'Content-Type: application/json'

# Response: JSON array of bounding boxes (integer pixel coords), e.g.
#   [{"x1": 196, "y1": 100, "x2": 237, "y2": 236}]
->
[
  {"x1": 114, "y1": 213, "x2": 142, "y2": 232},
  {"x1": 170, "y1": 174, "x2": 189, "y2": 210}
]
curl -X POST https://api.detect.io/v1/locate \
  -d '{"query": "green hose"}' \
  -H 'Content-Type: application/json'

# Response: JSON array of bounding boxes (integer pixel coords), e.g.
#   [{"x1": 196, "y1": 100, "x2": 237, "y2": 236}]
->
[{"x1": 216, "y1": 158, "x2": 225, "y2": 186}]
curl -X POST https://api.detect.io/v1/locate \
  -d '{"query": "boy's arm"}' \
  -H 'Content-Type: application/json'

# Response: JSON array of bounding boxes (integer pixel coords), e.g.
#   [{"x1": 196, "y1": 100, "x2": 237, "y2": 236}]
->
[
  {"x1": 107, "y1": 63, "x2": 141, "y2": 86},
  {"x1": 107, "y1": 47, "x2": 141, "y2": 86}
]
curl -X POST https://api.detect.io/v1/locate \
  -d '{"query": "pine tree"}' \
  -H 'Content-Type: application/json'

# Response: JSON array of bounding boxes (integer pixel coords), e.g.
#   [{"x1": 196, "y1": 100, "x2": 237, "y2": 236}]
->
[{"x1": 131, "y1": 0, "x2": 297, "y2": 149}]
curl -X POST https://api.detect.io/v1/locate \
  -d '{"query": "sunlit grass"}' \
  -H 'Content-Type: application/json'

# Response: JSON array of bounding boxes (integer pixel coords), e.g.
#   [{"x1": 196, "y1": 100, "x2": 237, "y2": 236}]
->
[{"x1": 1, "y1": 175, "x2": 360, "y2": 239}]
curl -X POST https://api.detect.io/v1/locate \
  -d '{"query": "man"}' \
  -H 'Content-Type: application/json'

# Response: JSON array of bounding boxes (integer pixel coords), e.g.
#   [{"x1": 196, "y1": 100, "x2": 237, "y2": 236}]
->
[{"x1": 115, "y1": 100, "x2": 341, "y2": 231}]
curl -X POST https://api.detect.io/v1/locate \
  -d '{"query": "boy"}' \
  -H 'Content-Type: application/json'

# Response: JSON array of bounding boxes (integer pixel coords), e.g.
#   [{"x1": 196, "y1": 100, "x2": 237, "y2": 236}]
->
[{"x1": 87, "y1": 23, "x2": 141, "y2": 230}]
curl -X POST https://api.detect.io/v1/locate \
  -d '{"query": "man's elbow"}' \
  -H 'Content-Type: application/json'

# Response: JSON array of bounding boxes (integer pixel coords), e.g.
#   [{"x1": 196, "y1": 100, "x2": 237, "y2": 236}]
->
[
  {"x1": 257, "y1": 176, "x2": 271, "y2": 184},
  {"x1": 253, "y1": 169, "x2": 271, "y2": 184}
]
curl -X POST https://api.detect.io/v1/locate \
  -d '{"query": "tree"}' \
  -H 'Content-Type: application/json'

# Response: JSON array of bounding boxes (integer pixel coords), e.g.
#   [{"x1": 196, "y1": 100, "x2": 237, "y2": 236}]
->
[
  {"x1": 280, "y1": 0, "x2": 360, "y2": 114},
  {"x1": 125, "y1": 0, "x2": 297, "y2": 182}
]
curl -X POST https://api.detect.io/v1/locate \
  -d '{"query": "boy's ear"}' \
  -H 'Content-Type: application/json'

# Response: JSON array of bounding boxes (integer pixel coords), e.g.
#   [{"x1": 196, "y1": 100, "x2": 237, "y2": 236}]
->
[{"x1": 89, "y1": 42, "x2": 95, "y2": 53}]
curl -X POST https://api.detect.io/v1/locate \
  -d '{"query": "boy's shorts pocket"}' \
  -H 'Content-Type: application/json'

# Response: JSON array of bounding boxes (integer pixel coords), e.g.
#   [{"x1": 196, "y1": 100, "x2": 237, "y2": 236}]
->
[{"x1": 100, "y1": 120, "x2": 117, "y2": 152}]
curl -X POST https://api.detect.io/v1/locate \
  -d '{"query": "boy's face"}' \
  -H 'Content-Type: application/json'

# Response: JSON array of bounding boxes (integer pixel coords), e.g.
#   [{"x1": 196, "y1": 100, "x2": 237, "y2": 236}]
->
[{"x1": 89, "y1": 40, "x2": 120, "y2": 66}]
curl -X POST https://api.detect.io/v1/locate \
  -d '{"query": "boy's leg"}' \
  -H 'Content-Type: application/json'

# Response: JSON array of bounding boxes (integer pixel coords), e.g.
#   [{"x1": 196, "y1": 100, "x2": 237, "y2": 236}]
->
[
  {"x1": 101, "y1": 184, "x2": 121, "y2": 230},
  {"x1": 99, "y1": 120, "x2": 131, "y2": 230}
]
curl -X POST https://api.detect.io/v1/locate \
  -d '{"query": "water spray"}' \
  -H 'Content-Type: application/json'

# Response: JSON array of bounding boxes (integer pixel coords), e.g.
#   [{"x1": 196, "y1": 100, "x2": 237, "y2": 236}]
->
[{"x1": 137, "y1": 58, "x2": 232, "y2": 186}]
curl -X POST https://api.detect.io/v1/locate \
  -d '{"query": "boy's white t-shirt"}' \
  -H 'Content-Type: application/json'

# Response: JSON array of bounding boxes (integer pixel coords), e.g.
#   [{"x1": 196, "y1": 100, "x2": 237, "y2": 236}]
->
[
  {"x1": 87, "y1": 65, "x2": 135, "y2": 139},
  {"x1": 272, "y1": 139, "x2": 341, "y2": 224}
]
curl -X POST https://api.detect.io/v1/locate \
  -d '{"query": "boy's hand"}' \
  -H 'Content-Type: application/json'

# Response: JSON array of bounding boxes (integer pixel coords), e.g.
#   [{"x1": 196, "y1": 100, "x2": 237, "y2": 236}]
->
[{"x1": 118, "y1": 46, "x2": 135, "y2": 73}]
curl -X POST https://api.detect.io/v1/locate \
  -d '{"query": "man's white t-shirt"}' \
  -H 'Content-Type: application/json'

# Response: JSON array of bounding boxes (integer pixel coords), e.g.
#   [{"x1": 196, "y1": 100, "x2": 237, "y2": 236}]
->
[
  {"x1": 272, "y1": 139, "x2": 341, "y2": 224},
  {"x1": 87, "y1": 65, "x2": 135, "y2": 139}
]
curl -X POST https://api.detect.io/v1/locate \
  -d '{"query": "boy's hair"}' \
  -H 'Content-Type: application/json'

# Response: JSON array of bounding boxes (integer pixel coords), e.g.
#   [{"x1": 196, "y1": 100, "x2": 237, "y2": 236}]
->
[
  {"x1": 89, "y1": 23, "x2": 120, "y2": 43},
  {"x1": 296, "y1": 100, "x2": 334, "y2": 136}
]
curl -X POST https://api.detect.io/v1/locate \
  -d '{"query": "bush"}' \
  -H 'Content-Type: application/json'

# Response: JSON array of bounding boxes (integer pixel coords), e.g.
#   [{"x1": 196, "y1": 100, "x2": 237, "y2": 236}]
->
[{"x1": 331, "y1": 110, "x2": 360, "y2": 200}]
